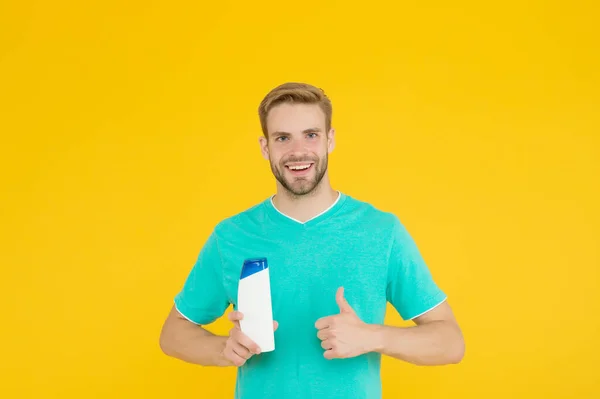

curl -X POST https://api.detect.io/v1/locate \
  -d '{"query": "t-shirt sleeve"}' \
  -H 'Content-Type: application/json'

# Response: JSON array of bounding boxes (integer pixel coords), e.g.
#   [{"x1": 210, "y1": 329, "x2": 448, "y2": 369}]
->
[
  {"x1": 386, "y1": 215, "x2": 447, "y2": 320},
  {"x1": 173, "y1": 230, "x2": 230, "y2": 325}
]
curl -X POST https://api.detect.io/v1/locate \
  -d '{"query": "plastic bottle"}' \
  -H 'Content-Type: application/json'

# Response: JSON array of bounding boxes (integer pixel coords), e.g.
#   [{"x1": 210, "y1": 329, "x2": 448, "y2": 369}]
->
[{"x1": 237, "y1": 257, "x2": 275, "y2": 352}]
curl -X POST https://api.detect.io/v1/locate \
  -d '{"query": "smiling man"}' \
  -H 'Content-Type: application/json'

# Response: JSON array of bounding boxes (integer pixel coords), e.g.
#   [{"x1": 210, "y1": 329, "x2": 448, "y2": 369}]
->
[{"x1": 159, "y1": 82, "x2": 465, "y2": 399}]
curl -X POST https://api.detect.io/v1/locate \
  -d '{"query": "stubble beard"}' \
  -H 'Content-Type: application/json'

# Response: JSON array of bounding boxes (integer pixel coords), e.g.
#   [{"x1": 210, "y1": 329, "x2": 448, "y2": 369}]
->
[{"x1": 270, "y1": 153, "x2": 328, "y2": 198}]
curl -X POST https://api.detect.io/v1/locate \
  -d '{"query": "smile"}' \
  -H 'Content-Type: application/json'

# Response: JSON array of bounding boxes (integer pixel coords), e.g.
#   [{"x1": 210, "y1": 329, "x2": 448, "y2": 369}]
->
[
  {"x1": 285, "y1": 163, "x2": 314, "y2": 174},
  {"x1": 287, "y1": 164, "x2": 312, "y2": 170}
]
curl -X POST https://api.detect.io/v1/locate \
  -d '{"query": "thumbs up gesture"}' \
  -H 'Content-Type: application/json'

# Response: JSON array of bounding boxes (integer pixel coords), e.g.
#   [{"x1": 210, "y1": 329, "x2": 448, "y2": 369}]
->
[{"x1": 314, "y1": 287, "x2": 377, "y2": 360}]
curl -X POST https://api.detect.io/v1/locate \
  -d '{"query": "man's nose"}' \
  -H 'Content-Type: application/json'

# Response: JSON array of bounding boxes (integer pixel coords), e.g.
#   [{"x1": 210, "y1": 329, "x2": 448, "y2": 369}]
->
[{"x1": 289, "y1": 137, "x2": 308, "y2": 153}]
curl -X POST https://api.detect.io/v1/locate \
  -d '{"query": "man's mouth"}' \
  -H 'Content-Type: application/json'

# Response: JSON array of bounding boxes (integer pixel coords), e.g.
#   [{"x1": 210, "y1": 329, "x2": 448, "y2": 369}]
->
[{"x1": 285, "y1": 162, "x2": 314, "y2": 175}]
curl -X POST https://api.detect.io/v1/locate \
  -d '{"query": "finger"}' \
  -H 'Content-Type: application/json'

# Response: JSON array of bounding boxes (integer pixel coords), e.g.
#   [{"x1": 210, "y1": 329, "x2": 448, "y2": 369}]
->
[
  {"x1": 336, "y1": 287, "x2": 354, "y2": 314},
  {"x1": 315, "y1": 316, "x2": 332, "y2": 330},
  {"x1": 224, "y1": 346, "x2": 247, "y2": 367},
  {"x1": 232, "y1": 329, "x2": 261, "y2": 354},
  {"x1": 323, "y1": 349, "x2": 337, "y2": 360},
  {"x1": 231, "y1": 341, "x2": 252, "y2": 360},
  {"x1": 321, "y1": 339, "x2": 334, "y2": 350},
  {"x1": 317, "y1": 328, "x2": 331, "y2": 341},
  {"x1": 273, "y1": 320, "x2": 279, "y2": 331},
  {"x1": 228, "y1": 311, "x2": 244, "y2": 322}
]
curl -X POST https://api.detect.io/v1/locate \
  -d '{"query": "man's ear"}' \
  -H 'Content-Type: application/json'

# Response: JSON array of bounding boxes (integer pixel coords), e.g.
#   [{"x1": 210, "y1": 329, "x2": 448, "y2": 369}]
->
[
  {"x1": 259, "y1": 136, "x2": 270, "y2": 160},
  {"x1": 327, "y1": 128, "x2": 336, "y2": 153}
]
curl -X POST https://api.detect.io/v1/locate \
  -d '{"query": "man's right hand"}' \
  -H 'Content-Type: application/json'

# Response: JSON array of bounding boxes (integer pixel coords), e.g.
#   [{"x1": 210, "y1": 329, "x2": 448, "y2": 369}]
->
[{"x1": 223, "y1": 311, "x2": 278, "y2": 367}]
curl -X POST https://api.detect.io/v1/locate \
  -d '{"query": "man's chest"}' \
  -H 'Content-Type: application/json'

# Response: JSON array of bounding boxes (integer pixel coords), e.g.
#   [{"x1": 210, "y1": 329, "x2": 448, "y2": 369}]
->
[{"x1": 217, "y1": 229, "x2": 391, "y2": 324}]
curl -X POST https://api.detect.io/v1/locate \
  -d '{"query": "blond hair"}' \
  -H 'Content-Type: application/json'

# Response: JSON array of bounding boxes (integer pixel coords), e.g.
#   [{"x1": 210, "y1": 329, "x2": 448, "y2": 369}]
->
[{"x1": 258, "y1": 82, "x2": 332, "y2": 137}]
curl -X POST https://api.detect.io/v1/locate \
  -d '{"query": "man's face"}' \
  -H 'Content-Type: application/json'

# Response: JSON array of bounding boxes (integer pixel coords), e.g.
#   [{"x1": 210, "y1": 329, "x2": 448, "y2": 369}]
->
[{"x1": 259, "y1": 103, "x2": 335, "y2": 197}]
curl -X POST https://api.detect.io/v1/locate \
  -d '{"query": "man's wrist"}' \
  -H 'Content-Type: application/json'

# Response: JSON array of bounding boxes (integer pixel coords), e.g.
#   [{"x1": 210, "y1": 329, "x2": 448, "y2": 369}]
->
[
  {"x1": 364, "y1": 323, "x2": 387, "y2": 354},
  {"x1": 210, "y1": 335, "x2": 232, "y2": 367}
]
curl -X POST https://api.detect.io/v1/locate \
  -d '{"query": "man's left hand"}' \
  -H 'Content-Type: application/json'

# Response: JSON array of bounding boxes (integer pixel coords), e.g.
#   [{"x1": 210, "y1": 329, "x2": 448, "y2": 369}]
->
[{"x1": 314, "y1": 287, "x2": 379, "y2": 359}]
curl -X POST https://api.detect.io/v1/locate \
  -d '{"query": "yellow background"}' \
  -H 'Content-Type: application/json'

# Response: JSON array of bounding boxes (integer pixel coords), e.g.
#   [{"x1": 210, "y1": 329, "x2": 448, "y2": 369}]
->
[{"x1": 1, "y1": 1, "x2": 599, "y2": 398}]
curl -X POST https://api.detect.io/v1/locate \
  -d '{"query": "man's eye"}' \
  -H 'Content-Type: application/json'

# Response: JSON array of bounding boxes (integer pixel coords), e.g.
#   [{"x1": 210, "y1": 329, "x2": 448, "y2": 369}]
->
[
  {"x1": 307, "y1": 133, "x2": 317, "y2": 138},
  {"x1": 275, "y1": 136, "x2": 288, "y2": 142}
]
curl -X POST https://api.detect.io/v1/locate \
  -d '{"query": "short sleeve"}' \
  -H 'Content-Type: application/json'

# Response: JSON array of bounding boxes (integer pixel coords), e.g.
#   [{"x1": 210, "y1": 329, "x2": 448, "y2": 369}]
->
[
  {"x1": 386, "y1": 216, "x2": 447, "y2": 320},
  {"x1": 174, "y1": 230, "x2": 230, "y2": 325}
]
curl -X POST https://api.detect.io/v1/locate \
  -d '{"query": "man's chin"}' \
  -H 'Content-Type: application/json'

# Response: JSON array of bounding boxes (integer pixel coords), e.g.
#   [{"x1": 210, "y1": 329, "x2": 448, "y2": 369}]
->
[
  {"x1": 273, "y1": 168, "x2": 324, "y2": 196},
  {"x1": 285, "y1": 181, "x2": 319, "y2": 196}
]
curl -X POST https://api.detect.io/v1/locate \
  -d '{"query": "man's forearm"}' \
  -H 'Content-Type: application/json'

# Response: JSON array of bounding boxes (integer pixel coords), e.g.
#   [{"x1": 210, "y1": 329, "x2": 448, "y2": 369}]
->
[
  {"x1": 367, "y1": 320, "x2": 465, "y2": 366},
  {"x1": 160, "y1": 320, "x2": 232, "y2": 367}
]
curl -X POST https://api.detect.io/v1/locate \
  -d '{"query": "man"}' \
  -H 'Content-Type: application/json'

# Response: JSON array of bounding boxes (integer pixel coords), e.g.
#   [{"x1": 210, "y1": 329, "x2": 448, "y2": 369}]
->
[{"x1": 159, "y1": 82, "x2": 465, "y2": 398}]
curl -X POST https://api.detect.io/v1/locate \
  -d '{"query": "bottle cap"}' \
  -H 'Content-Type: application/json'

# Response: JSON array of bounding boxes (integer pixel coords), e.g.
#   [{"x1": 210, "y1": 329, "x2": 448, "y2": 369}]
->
[{"x1": 240, "y1": 257, "x2": 268, "y2": 279}]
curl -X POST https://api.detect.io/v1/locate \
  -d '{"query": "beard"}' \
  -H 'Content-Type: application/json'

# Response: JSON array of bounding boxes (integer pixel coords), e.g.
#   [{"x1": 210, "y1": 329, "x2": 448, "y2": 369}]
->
[{"x1": 270, "y1": 153, "x2": 328, "y2": 197}]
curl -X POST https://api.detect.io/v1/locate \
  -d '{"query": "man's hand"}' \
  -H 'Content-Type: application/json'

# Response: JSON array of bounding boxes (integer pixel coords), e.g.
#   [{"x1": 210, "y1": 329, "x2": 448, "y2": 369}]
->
[
  {"x1": 315, "y1": 287, "x2": 379, "y2": 360},
  {"x1": 223, "y1": 311, "x2": 279, "y2": 367}
]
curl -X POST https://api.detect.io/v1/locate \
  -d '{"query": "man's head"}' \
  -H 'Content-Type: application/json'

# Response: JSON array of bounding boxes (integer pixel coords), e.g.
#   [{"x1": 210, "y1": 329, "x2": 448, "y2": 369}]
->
[{"x1": 258, "y1": 82, "x2": 335, "y2": 197}]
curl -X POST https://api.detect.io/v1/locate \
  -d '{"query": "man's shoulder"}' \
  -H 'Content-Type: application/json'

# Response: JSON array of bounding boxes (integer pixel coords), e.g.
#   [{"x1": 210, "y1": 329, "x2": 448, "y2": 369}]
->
[
  {"x1": 212, "y1": 197, "x2": 271, "y2": 234},
  {"x1": 342, "y1": 193, "x2": 401, "y2": 226}
]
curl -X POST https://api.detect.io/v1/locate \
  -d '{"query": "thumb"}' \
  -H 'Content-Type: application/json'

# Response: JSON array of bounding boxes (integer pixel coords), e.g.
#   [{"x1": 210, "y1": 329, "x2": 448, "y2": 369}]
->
[{"x1": 336, "y1": 287, "x2": 354, "y2": 314}]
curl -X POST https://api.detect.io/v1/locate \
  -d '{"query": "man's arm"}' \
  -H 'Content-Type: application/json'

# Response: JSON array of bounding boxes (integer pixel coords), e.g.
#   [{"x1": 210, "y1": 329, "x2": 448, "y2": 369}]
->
[
  {"x1": 159, "y1": 305, "x2": 277, "y2": 367},
  {"x1": 159, "y1": 305, "x2": 232, "y2": 367},
  {"x1": 369, "y1": 300, "x2": 465, "y2": 366},
  {"x1": 315, "y1": 287, "x2": 464, "y2": 366}
]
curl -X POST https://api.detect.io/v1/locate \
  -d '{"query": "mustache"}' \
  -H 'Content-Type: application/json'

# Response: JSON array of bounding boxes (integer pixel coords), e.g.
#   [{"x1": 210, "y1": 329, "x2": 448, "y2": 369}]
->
[{"x1": 281, "y1": 156, "x2": 318, "y2": 164}]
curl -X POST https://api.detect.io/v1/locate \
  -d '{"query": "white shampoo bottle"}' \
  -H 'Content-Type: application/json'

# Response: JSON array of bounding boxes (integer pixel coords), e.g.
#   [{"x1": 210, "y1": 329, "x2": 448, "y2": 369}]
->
[{"x1": 237, "y1": 257, "x2": 275, "y2": 352}]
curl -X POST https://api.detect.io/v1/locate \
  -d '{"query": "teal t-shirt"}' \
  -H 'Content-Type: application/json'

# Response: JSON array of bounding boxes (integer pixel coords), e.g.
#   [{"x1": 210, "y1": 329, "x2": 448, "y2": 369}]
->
[{"x1": 174, "y1": 192, "x2": 447, "y2": 399}]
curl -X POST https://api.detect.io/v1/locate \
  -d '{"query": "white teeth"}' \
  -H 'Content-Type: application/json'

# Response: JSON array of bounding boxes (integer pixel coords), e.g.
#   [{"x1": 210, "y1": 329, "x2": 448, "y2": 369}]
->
[{"x1": 289, "y1": 164, "x2": 311, "y2": 170}]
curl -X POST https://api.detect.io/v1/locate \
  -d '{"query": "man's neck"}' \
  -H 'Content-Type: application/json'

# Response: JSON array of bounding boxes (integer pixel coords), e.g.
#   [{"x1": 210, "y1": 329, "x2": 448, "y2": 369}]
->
[{"x1": 272, "y1": 182, "x2": 339, "y2": 223}]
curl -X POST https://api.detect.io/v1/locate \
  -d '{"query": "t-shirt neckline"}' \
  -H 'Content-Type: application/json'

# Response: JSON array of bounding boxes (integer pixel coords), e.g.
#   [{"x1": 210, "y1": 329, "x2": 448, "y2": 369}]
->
[{"x1": 264, "y1": 191, "x2": 346, "y2": 228}]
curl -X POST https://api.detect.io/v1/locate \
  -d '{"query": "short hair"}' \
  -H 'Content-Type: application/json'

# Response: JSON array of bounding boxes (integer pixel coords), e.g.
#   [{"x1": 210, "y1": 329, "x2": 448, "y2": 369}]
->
[{"x1": 258, "y1": 82, "x2": 332, "y2": 137}]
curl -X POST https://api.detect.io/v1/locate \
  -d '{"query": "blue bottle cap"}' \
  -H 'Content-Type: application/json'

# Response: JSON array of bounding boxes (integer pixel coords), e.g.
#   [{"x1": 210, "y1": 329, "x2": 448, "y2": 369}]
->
[{"x1": 240, "y1": 257, "x2": 268, "y2": 280}]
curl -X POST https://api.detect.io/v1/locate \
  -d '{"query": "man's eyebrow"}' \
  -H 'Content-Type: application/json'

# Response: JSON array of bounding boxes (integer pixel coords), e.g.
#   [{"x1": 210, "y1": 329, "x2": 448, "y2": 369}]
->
[
  {"x1": 272, "y1": 128, "x2": 322, "y2": 135},
  {"x1": 303, "y1": 127, "x2": 322, "y2": 133}
]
